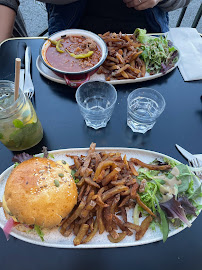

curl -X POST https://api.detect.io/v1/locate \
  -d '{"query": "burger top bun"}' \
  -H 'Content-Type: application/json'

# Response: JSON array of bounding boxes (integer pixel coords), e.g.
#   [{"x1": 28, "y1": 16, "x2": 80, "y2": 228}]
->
[{"x1": 4, "y1": 157, "x2": 78, "y2": 228}]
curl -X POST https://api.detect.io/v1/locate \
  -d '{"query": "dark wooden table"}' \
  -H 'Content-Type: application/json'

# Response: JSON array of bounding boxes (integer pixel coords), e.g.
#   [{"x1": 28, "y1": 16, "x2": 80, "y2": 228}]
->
[{"x1": 0, "y1": 38, "x2": 202, "y2": 270}]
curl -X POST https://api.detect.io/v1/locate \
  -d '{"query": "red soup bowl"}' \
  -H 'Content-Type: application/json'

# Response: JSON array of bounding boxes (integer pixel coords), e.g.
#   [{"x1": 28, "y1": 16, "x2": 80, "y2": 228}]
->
[{"x1": 40, "y1": 29, "x2": 108, "y2": 88}]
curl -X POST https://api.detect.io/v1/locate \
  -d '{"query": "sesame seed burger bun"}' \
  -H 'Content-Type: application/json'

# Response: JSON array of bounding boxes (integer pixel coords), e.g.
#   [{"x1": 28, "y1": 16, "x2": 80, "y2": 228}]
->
[{"x1": 3, "y1": 157, "x2": 78, "y2": 228}]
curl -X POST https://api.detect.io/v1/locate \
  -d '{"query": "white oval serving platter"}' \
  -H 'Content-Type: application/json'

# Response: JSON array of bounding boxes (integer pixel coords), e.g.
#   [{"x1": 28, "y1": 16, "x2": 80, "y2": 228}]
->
[
  {"x1": 36, "y1": 33, "x2": 180, "y2": 86},
  {"x1": 0, "y1": 147, "x2": 200, "y2": 248}
]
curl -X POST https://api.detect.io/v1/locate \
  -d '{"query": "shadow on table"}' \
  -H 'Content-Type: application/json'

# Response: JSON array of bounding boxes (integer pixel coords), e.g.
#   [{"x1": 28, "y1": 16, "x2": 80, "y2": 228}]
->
[
  {"x1": 39, "y1": 76, "x2": 77, "y2": 103},
  {"x1": 124, "y1": 126, "x2": 151, "y2": 148}
]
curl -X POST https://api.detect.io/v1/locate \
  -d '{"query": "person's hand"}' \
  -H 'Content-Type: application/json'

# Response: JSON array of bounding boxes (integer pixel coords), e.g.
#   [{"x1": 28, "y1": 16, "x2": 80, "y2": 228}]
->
[{"x1": 123, "y1": 0, "x2": 162, "y2": 10}]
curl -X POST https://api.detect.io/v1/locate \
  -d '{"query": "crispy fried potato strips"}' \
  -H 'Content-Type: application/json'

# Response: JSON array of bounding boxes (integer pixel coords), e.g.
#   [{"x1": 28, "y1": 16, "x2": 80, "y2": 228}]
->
[
  {"x1": 61, "y1": 143, "x2": 167, "y2": 246},
  {"x1": 135, "y1": 216, "x2": 153, "y2": 241},
  {"x1": 108, "y1": 232, "x2": 127, "y2": 243},
  {"x1": 130, "y1": 158, "x2": 171, "y2": 171},
  {"x1": 97, "y1": 32, "x2": 145, "y2": 81},
  {"x1": 73, "y1": 224, "x2": 89, "y2": 246},
  {"x1": 82, "y1": 219, "x2": 98, "y2": 244},
  {"x1": 135, "y1": 194, "x2": 156, "y2": 217}
]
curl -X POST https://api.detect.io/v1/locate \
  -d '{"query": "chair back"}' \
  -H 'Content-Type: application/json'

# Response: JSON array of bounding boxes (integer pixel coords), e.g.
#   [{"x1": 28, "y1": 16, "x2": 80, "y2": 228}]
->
[{"x1": 176, "y1": 3, "x2": 202, "y2": 28}]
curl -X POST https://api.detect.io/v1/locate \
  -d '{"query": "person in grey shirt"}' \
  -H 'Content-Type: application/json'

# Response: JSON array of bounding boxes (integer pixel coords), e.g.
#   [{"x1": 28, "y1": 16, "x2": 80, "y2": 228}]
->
[
  {"x1": 0, "y1": 0, "x2": 193, "y2": 43},
  {"x1": 37, "y1": 0, "x2": 192, "y2": 11},
  {"x1": 40, "y1": 0, "x2": 193, "y2": 34}
]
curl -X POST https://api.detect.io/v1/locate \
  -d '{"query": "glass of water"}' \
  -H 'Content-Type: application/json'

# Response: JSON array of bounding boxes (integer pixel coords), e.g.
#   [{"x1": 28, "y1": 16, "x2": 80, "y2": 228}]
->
[
  {"x1": 127, "y1": 88, "x2": 166, "y2": 134},
  {"x1": 76, "y1": 80, "x2": 117, "y2": 129}
]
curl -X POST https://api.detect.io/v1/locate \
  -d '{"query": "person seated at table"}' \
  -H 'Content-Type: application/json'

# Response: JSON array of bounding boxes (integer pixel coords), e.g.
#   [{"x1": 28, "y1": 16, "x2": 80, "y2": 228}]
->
[
  {"x1": 45, "y1": 0, "x2": 193, "y2": 35},
  {"x1": 0, "y1": 1, "x2": 27, "y2": 43},
  {"x1": 0, "y1": 0, "x2": 192, "y2": 43}
]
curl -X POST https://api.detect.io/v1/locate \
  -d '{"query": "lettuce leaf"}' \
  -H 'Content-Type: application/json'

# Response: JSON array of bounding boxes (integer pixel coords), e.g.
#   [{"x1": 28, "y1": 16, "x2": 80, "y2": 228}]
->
[
  {"x1": 134, "y1": 28, "x2": 150, "y2": 43},
  {"x1": 42, "y1": 146, "x2": 48, "y2": 158},
  {"x1": 178, "y1": 196, "x2": 197, "y2": 217},
  {"x1": 176, "y1": 164, "x2": 194, "y2": 193},
  {"x1": 160, "y1": 197, "x2": 191, "y2": 227},
  {"x1": 12, "y1": 146, "x2": 50, "y2": 164},
  {"x1": 139, "y1": 181, "x2": 158, "y2": 213},
  {"x1": 157, "y1": 205, "x2": 169, "y2": 242},
  {"x1": 137, "y1": 168, "x2": 160, "y2": 181},
  {"x1": 163, "y1": 157, "x2": 180, "y2": 168},
  {"x1": 136, "y1": 159, "x2": 201, "y2": 241},
  {"x1": 134, "y1": 28, "x2": 178, "y2": 74},
  {"x1": 12, "y1": 152, "x2": 33, "y2": 163},
  {"x1": 34, "y1": 225, "x2": 44, "y2": 242},
  {"x1": 188, "y1": 182, "x2": 202, "y2": 200}
]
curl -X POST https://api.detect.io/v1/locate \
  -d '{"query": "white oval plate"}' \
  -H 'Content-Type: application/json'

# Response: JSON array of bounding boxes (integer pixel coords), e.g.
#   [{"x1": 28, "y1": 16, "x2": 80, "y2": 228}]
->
[
  {"x1": 36, "y1": 56, "x2": 179, "y2": 86},
  {"x1": 0, "y1": 147, "x2": 200, "y2": 249},
  {"x1": 36, "y1": 33, "x2": 180, "y2": 86}
]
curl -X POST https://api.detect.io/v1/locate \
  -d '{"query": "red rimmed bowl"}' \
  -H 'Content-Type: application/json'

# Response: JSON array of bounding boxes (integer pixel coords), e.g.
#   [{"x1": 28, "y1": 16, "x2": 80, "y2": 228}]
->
[{"x1": 40, "y1": 29, "x2": 108, "y2": 88}]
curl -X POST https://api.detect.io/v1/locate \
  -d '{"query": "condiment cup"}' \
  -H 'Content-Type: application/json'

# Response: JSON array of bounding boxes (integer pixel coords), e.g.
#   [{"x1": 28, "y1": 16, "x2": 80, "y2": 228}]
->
[
  {"x1": 75, "y1": 80, "x2": 117, "y2": 129},
  {"x1": 127, "y1": 87, "x2": 166, "y2": 133}
]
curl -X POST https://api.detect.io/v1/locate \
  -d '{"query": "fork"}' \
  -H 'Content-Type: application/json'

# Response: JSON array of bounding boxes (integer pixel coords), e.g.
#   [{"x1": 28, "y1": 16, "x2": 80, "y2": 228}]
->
[
  {"x1": 24, "y1": 46, "x2": 35, "y2": 99},
  {"x1": 188, "y1": 157, "x2": 202, "y2": 178}
]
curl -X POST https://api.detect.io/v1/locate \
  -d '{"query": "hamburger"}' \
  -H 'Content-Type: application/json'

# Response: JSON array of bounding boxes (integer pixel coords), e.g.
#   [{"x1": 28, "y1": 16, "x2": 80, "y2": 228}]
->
[{"x1": 2, "y1": 157, "x2": 78, "y2": 239}]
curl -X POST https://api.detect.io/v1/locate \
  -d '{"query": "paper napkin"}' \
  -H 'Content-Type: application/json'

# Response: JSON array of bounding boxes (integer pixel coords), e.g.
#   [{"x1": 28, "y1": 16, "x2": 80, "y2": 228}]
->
[{"x1": 167, "y1": 27, "x2": 202, "y2": 81}]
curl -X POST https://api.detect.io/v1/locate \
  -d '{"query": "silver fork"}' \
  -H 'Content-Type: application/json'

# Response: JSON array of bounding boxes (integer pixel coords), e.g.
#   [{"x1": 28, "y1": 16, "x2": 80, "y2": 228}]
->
[
  {"x1": 188, "y1": 156, "x2": 202, "y2": 178},
  {"x1": 24, "y1": 46, "x2": 35, "y2": 99}
]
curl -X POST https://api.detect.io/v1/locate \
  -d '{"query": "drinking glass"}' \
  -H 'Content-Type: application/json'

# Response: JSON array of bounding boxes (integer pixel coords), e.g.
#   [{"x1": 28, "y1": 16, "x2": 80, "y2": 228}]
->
[
  {"x1": 0, "y1": 80, "x2": 43, "y2": 151},
  {"x1": 75, "y1": 80, "x2": 117, "y2": 129},
  {"x1": 127, "y1": 88, "x2": 166, "y2": 134}
]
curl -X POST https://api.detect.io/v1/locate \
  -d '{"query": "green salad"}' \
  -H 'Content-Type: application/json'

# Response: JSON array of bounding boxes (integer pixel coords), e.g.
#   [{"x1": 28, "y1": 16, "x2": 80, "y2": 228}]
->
[
  {"x1": 134, "y1": 28, "x2": 179, "y2": 75},
  {"x1": 136, "y1": 158, "x2": 202, "y2": 242}
]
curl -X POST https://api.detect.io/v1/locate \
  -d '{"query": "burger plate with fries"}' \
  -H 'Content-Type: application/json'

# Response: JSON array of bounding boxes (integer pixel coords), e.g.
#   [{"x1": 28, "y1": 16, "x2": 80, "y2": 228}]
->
[{"x1": 0, "y1": 143, "x2": 200, "y2": 248}]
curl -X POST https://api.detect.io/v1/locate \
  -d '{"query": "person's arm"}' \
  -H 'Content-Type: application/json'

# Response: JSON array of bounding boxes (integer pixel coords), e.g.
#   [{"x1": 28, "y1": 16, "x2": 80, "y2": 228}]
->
[
  {"x1": 0, "y1": 5, "x2": 16, "y2": 43},
  {"x1": 123, "y1": 0, "x2": 192, "y2": 11},
  {"x1": 158, "y1": 0, "x2": 192, "y2": 12}
]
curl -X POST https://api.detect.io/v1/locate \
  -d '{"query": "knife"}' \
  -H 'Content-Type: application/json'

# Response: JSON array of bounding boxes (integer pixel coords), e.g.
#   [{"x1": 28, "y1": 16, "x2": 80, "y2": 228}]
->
[
  {"x1": 175, "y1": 144, "x2": 202, "y2": 162},
  {"x1": 17, "y1": 42, "x2": 26, "y2": 92}
]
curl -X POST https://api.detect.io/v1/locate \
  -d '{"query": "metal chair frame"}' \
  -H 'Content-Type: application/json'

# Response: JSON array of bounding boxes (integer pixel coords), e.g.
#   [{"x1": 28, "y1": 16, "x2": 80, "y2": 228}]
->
[{"x1": 176, "y1": 3, "x2": 202, "y2": 28}]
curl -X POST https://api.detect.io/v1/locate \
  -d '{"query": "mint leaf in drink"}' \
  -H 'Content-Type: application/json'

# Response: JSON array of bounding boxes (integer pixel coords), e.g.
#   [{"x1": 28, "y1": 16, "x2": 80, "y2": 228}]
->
[
  {"x1": 13, "y1": 119, "x2": 24, "y2": 128},
  {"x1": 8, "y1": 122, "x2": 41, "y2": 149}
]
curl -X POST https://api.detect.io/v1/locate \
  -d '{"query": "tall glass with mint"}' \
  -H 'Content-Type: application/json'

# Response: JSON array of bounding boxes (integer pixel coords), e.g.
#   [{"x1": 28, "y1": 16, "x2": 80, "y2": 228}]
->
[{"x1": 0, "y1": 81, "x2": 43, "y2": 151}]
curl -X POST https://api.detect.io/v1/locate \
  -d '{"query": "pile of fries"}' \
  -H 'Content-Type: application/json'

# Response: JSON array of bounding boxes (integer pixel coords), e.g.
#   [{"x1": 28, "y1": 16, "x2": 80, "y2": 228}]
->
[
  {"x1": 60, "y1": 143, "x2": 171, "y2": 246},
  {"x1": 97, "y1": 32, "x2": 146, "y2": 81}
]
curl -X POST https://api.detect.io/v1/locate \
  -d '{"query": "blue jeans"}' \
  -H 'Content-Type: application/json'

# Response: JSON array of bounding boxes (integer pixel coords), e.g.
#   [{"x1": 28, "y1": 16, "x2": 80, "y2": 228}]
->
[{"x1": 46, "y1": 0, "x2": 87, "y2": 35}]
